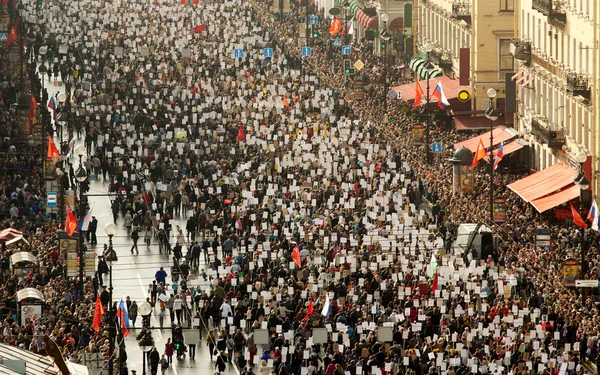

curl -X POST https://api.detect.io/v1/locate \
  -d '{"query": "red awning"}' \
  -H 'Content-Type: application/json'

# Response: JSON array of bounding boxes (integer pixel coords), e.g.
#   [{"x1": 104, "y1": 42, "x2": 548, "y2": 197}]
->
[
  {"x1": 356, "y1": 9, "x2": 377, "y2": 28},
  {"x1": 530, "y1": 184, "x2": 580, "y2": 213},
  {"x1": 391, "y1": 75, "x2": 469, "y2": 104},
  {"x1": 507, "y1": 163, "x2": 578, "y2": 203},
  {"x1": 483, "y1": 139, "x2": 525, "y2": 163},
  {"x1": 388, "y1": 17, "x2": 404, "y2": 30},
  {"x1": 453, "y1": 126, "x2": 517, "y2": 152},
  {"x1": 454, "y1": 115, "x2": 506, "y2": 131}
]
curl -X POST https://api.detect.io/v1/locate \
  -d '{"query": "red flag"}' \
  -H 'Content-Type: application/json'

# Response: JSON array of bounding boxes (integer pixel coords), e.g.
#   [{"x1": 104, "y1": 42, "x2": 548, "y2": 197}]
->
[
  {"x1": 193, "y1": 24, "x2": 205, "y2": 33},
  {"x1": 291, "y1": 244, "x2": 301, "y2": 267},
  {"x1": 47, "y1": 136, "x2": 60, "y2": 159},
  {"x1": 307, "y1": 300, "x2": 313, "y2": 316},
  {"x1": 29, "y1": 95, "x2": 38, "y2": 121},
  {"x1": 237, "y1": 125, "x2": 246, "y2": 142},
  {"x1": 65, "y1": 205, "x2": 78, "y2": 236},
  {"x1": 92, "y1": 294, "x2": 105, "y2": 332},
  {"x1": 6, "y1": 21, "x2": 18, "y2": 47},
  {"x1": 471, "y1": 139, "x2": 486, "y2": 167},
  {"x1": 570, "y1": 201, "x2": 587, "y2": 229},
  {"x1": 414, "y1": 80, "x2": 424, "y2": 108},
  {"x1": 282, "y1": 96, "x2": 289, "y2": 107},
  {"x1": 192, "y1": 0, "x2": 198, "y2": 3},
  {"x1": 354, "y1": 181, "x2": 359, "y2": 196},
  {"x1": 191, "y1": 85, "x2": 197, "y2": 96},
  {"x1": 329, "y1": 16, "x2": 342, "y2": 36},
  {"x1": 431, "y1": 271, "x2": 438, "y2": 294}
]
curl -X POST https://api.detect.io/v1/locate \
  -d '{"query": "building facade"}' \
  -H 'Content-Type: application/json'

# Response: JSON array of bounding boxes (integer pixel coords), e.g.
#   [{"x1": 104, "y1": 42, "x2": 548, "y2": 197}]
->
[
  {"x1": 512, "y1": 0, "x2": 599, "y2": 196},
  {"x1": 415, "y1": 0, "x2": 516, "y2": 110}
]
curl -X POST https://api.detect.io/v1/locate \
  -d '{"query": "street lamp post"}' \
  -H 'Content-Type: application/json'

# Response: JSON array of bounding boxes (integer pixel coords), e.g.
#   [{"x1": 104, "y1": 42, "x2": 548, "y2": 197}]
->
[
  {"x1": 104, "y1": 222, "x2": 118, "y2": 375},
  {"x1": 575, "y1": 154, "x2": 590, "y2": 306},
  {"x1": 381, "y1": 14, "x2": 389, "y2": 113},
  {"x1": 485, "y1": 88, "x2": 499, "y2": 223},
  {"x1": 74, "y1": 145, "x2": 87, "y2": 300},
  {"x1": 137, "y1": 329, "x2": 154, "y2": 375},
  {"x1": 422, "y1": 44, "x2": 436, "y2": 164}
]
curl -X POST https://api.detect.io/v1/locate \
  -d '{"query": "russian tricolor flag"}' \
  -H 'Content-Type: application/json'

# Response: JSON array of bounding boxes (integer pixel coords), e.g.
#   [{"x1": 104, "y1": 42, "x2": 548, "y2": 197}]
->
[
  {"x1": 321, "y1": 295, "x2": 331, "y2": 317},
  {"x1": 432, "y1": 81, "x2": 450, "y2": 109},
  {"x1": 493, "y1": 142, "x2": 504, "y2": 170},
  {"x1": 77, "y1": 202, "x2": 95, "y2": 231},
  {"x1": 588, "y1": 200, "x2": 599, "y2": 231},
  {"x1": 116, "y1": 298, "x2": 130, "y2": 336}
]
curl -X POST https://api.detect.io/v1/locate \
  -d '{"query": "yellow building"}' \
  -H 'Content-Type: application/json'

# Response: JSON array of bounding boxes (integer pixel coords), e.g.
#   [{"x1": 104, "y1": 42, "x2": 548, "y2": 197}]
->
[
  {"x1": 512, "y1": 0, "x2": 599, "y2": 197},
  {"x1": 415, "y1": 0, "x2": 516, "y2": 111}
]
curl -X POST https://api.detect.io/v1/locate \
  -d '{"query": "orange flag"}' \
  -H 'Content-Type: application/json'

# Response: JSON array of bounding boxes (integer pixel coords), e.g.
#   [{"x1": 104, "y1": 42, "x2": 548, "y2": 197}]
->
[
  {"x1": 282, "y1": 96, "x2": 289, "y2": 107},
  {"x1": 329, "y1": 16, "x2": 342, "y2": 36},
  {"x1": 92, "y1": 294, "x2": 105, "y2": 332},
  {"x1": 570, "y1": 201, "x2": 587, "y2": 229},
  {"x1": 414, "y1": 81, "x2": 424, "y2": 108},
  {"x1": 47, "y1": 136, "x2": 60, "y2": 159},
  {"x1": 29, "y1": 95, "x2": 38, "y2": 121},
  {"x1": 65, "y1": 205, "x2": 78, "y2": 236},
  {"x1": 471, "y1": 139, "x2": 487, "y2": 167},
  {"x1": 291, "y1": 244, "x2": 301, "y2": 267}
]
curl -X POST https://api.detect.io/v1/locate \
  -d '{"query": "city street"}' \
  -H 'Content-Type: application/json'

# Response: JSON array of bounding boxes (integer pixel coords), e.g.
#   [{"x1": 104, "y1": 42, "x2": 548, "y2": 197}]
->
[{"x1": 83, "y1": 176, "x2": 238, "y2": 375}]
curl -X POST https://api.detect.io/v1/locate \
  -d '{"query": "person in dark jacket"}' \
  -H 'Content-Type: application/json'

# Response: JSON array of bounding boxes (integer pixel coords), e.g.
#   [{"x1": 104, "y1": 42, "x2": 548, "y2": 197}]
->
[
  {"x1": 215, "y1": 350, "x2": 227, "y2": 374},
  {"x1": 149, "y1": 347, "x2": 160, "y2": 375}
]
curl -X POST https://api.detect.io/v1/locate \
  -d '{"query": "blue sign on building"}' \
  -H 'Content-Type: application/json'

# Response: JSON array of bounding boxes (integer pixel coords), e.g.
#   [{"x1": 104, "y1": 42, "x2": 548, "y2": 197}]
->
[
  {"x1": 301, "y1": 47, "x2": 312, "y2": 57},
  {"x1": 341, "y1": 45, "x2": 351, "y2": 55}
]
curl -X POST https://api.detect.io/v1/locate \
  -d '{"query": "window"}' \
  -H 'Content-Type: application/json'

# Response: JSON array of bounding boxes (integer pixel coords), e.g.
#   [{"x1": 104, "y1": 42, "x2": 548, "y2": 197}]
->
[
  {"x1": 499, "y1": 39, "x2": 514, "y2": 71},
  {"x1": 499, "y1": 0, "x2": 514, "y2": 11}
]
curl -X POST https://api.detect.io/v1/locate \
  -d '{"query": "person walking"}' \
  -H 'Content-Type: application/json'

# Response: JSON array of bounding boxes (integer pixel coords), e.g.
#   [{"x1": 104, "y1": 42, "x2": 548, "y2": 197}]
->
[
  {"x1": 129, "y1": 301, "x2": 138, "y2": 328},
  {"x1": 215, "y1": 350, "x2": 227, "y2": 374},
  {"x1": 160, "y1": 354, "x2": 169, "y2": 375},
  {"x1": 184, "y1": 326, "x2": 198, "y2": 360},
  {"x1": 131, "y1": 226, "x2": 140, "y2": 254},
  {"x1": 207, "y1": 330, "x2": 217, "y2": 362},
  {"x1": 149, "y1": 347, "x2": 160, "y2": 375},
  {"x1": 164, "y1": 338, "x2": 174, "y2": 364},
  {"x1": 173, "y1": 295, "x2": 183, "y2": 325},
  {"x1": 88, "y1": 216, "x2": 98, "y2": 244}
]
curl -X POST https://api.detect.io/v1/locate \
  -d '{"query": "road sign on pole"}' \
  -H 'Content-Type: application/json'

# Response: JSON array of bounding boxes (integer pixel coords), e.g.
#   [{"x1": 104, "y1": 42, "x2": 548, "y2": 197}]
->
[
  {"x1": 47, "y1": 192, "x2": 57, "y2": 207},
  {"x1": 575, "y1": 280, "x2": 599, "y2": 288},
  {"x1": 233, "y1": 49, "x2": 244, "y2": 58},
  {"x1": 263, "y1": 48, "x2": 273, "y2": 58},
  {"x1": 332, "y1": 39, "x2": 341, "y2": 47},
  {"x1": 431, "y1": 142, "x2": 443, "y2": 153},
  {"x1": 0, "y1": 34, "x2": 7, "y2": 41},
  {"x1": 309, "y1": 15, "x2": 319, "y2": 25},
  {"x1": 386, "y1": 90, "x2": 397, "y2": 100},
  {"x1": 341, "y1": 45, "x2": 351, "y2": 55},
  {"x1": 301, "y1": 47, "x2": 312, "y2": 57}
]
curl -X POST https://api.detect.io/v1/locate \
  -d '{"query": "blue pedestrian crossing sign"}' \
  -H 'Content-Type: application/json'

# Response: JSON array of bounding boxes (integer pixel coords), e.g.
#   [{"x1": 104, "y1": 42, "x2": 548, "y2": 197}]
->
[
  {"x1": 332, "y1": 39, "x2": 341, "y2": 47},
  {"x1": 431, "y1": 142, "x2": 443, "y2": 153},
  {"x1": 263, "y1": 48, "x2": 273, "y2": 58},
  {"x1": 387, "y1": 90, "x2": 397, "y2": 100},
  {"x1": 0, "y1": 34, "x2": 7, "y2": 41},
  {"x1": 341, "y1": 45, "x2": 351, "y2": 55},
  {"x1": 233, "y1": 48, "x2": 244, "y2": 58},
  {"x1": 301, "y1": 47, "x2": 312, "y2": 57},
  {"x1": 309, "y1": 15, "x2": 319, "y2": 25}
]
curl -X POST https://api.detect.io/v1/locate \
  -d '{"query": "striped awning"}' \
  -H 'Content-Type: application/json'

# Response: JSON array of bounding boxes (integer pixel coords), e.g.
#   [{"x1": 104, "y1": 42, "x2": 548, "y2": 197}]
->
[
  {"x1": 408, "y1": 57, "x2": 425, "y2": 71},
  {"x1": 356, "y1": 9, "x2": 377, "y2": 28},
  {"x1": 408, "y1": 57, "x2": 443, "y2": 79},
  {"x1": 349, "y1": 0, "x2": 361, "y2": 14}
]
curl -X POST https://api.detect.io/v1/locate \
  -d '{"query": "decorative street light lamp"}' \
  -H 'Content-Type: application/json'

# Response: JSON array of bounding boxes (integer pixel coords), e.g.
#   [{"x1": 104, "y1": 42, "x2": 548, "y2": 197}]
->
[
  {"x1": 485, "y1": 88, "x2": 500, "y2": 223},
  {"x1": 137, "y1": 329, "x2": 154, "y2": 375},
  {"x1": 422, "y1": 43, "x2": 436, "y2": 164},
  {"x1": 74, "y1": 144, "x2": 87, "y2": 300}
]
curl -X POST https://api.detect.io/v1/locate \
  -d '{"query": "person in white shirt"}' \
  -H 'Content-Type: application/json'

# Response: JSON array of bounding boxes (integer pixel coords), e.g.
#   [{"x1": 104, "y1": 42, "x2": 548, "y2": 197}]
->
[{"x1": 220, "y1": 301, "x2": 233, "y2": 321}]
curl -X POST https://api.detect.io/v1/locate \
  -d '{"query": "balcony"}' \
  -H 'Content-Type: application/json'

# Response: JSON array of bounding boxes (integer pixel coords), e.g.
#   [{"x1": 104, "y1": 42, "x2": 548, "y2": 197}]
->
[
  {"x1": 451, "y1": 2, "x2": 471, "y2": 24},
  {"x1": 510, "y1": 39, "x2": 531, "y2": 65},
  {"x1": 532, "y1": 0, "x2": 567, "y2": 25},
  {"x1": 531, "y1": 117, "x2": 564, "y2": 148},
  {"x1": 566, "y1": 73, "x2": 591, "y2": 100},
  {"x1": 429, "y1": 50, "x2": 453, "y2": 71}
]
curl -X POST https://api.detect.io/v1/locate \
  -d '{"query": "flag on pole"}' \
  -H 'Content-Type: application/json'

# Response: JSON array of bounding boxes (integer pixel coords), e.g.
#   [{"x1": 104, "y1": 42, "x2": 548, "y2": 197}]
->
[
  {"x1": 116, "y1": 298, "x2": 130, "y2": 337},
  {"x1": 472, "y1": 139, "x2": 486, "y2": 167},
  {"x1": 427, "y1": 254, "x2": 438, "y2": 280},
  {"x1": 47, "y1": 96, "x2": 57, "y2": 122},
  {"x1": 282, "y1": 96, "x2": 289, "y2": 107},
  {"x1": 329, "y1": 16, "x2": 342, "y2": 36},
  {"x1": 342, "y1": 18, "x2": 354, "y2": 35},
  {"x1": 47, "y1": 136, "x2": 60, "y2": 159},
  {"x1": 78, "y1": 202, "x2": 95, "y2": 231},
  {"x1": 6, "y1": 21, "x2": 18, "y2": 47},
  {"x1": 321, "y1": 295, "x2": 331, "y2": 317},
  {"x1": 588, "y1": 200, "x2": 599, "y2": 231},
  {"x1": 237, "y1": 125, "x2": 246, "y2": 142},
  {"x1": 291, "y1": 243, "x2": 301, "y2": 267},
  {"x1": 65, "y1": 205, "x2": 78, "y2": 236},
  {"x1": 29, "y1": 95, "x2": 38, "y2": 121},
  {"x1": 92, "y1": 294, "x2": 105, "y2": 332},
  {"x1": 432, "y1": 82, "x2": 450, "y2": 109},
  {"x1": 570, "y1": 201, "x2": 587, "y2": 229},
  {"x1": 493, "y1": 142, "x2": 504, "y2": 170},
  {"x1": 193, "y1": 24, "x2": 205, "y2": 33},
  {"x1": 431, "y1": 270, "x2": 439, "y2": 293},
  {"x1": 414, "y1": 80, "x2": 424, "y2": 108}
]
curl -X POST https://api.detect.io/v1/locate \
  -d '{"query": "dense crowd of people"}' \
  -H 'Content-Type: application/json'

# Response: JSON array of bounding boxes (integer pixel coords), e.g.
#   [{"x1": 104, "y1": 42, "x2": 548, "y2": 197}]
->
[{"x1": 0, "y1": 0, "x2": 600, "y2": 374}]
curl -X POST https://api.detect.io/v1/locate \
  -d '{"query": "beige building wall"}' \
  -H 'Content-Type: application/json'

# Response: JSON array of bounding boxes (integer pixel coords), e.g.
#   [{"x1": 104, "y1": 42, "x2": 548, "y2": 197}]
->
[{"x1": 415, "y1": 0, "x2": 515, "y2": 110}]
